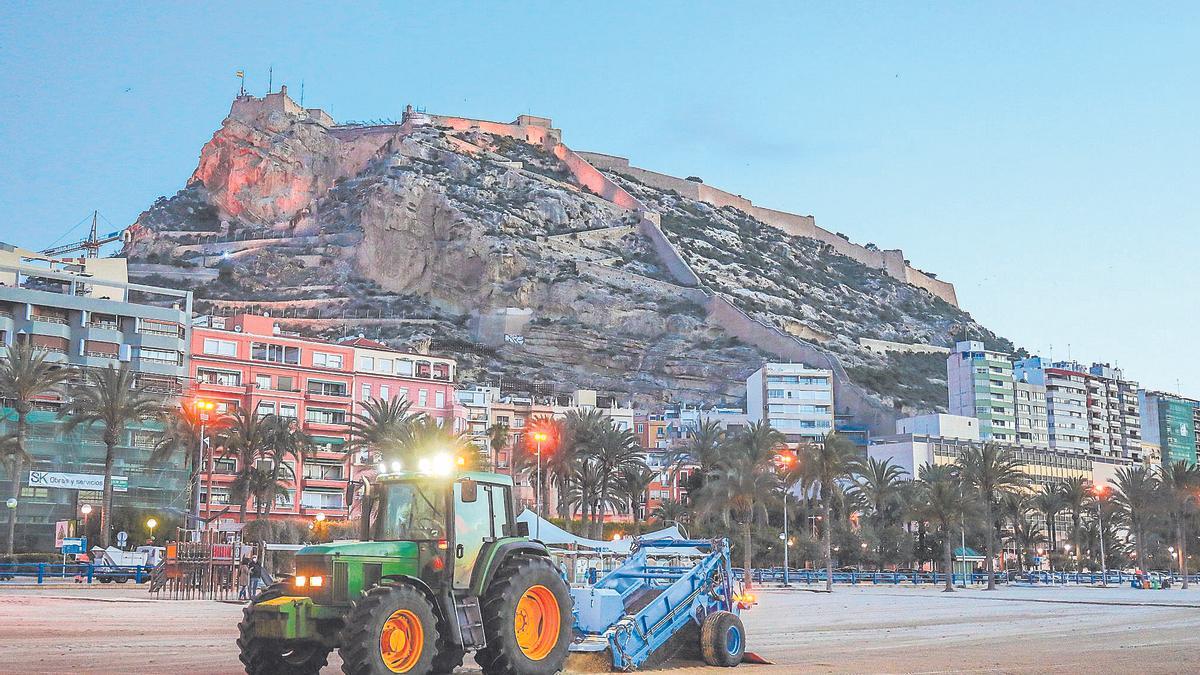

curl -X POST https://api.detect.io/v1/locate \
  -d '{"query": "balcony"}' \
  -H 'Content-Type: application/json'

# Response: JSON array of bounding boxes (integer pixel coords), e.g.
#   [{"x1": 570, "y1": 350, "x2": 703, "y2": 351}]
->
[
  {"x1": 31, "y1": 314, "x2": 69, "y2": 325},
  {"x1": 306, "y1": 389, "x2": 351, "y2": 404}
]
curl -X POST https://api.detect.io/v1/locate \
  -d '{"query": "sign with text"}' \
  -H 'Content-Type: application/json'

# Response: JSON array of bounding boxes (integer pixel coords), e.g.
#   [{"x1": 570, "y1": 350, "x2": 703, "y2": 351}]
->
[
  {"x1": 61, "y1": 537, "x2": 86, "y2": 555},
  {"x1": 54, "y1": 520, "x2": 70, "y2": 548},
  {"x1": 28, "y1": 471, "x2": 128, "y2": 493}
]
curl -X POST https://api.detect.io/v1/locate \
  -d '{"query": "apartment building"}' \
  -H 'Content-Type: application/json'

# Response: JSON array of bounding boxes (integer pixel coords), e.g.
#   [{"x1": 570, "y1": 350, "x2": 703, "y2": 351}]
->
[
  {"x1": 746, "y1": 363, "x2": 834, "y2": 444},
  {"x1": 1013, "y1": 379, "x2": 1050, "y2": 448},
  {"x1": 947, "y1": 341, "x2": 1016, "y2": 443},
  {"x1": 1014, "y1": 357, "x2": 1089, "y2": 454},
  {"x1": 342, "y1": 337, "x2": 459, "y2": 426},
  {"x1": 0, "y1": 255, "x2": 192, "y2": 550},
  {"x1": 1140, "y1": 390, "x2": 1199, "y2": 466},
  {"x1": 191, "y1": 314, "x2": 356, "y2": 524},
  {"x1": 1086, "y1": 363, "x2": 1143, "y2": 461}
]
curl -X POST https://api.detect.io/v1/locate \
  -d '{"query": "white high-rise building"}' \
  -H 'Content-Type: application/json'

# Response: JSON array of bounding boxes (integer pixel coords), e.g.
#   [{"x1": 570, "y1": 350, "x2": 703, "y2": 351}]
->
[
  {"x1": 746, "y1": 363, "x2": 834, "y2": 444},
  {"x1": 947, "y1": 341, "x2": 1016, "y2": 443}
]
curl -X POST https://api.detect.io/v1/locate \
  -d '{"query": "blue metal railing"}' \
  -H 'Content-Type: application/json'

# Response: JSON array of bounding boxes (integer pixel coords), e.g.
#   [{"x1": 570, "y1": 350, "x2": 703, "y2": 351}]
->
[
  {"x1": 0, "y1": 563, "x2": 153, "y2": 584},
  {"x1": 732, "y1": 567, "x2": 1200, "y2": 586}
]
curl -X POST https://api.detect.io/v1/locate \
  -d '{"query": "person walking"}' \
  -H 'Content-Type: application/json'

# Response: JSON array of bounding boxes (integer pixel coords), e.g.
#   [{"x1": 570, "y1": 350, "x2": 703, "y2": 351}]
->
[
  {"x1": 237, "y1": 556, "x2": 251, "y2": 602},
  {"x1": 248, "y1": 555, "x2": 263, "y2": 599}
]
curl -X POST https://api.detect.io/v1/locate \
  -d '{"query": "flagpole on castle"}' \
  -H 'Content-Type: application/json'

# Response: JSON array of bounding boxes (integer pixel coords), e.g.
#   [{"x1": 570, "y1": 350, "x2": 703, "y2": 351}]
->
[{"x1": 236, "y1": 70, "x2": 245, "y2": 97}]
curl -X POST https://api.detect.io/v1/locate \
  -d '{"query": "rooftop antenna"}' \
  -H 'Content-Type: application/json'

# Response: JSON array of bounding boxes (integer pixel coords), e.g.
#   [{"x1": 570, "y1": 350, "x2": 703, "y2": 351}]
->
[
  {"x1": 268, "y1": 65, "x2": 273, "y2": 94},
  {"x1": 300, "y1": 80, "x2": 305, "y2": 107}
]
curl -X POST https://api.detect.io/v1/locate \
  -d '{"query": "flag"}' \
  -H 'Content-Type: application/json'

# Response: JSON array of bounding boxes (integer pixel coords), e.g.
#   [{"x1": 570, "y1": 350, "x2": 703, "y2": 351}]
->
[{"x1": 236, "y1": 70, "x2": 244, "y2": 78}]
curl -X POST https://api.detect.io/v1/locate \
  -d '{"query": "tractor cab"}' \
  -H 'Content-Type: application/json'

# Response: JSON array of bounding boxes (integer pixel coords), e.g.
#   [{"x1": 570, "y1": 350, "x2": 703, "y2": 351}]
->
[{"x1": 239, "y1": 460, "x2": 569, "y2": 675}]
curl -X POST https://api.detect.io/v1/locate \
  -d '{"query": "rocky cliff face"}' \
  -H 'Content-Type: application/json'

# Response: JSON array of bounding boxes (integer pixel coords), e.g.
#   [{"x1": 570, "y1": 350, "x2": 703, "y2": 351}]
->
[{"x1": 126, "y1": 95, "x2": 1008, "y2": 413}]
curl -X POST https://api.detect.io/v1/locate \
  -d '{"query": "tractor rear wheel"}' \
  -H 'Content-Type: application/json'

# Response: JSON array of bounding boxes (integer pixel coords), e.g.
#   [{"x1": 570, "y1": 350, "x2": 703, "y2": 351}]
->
[
  {"x1": 340, "y1": 582, "x2": 439, "y2": 674},
  {"x1": 699, "y1": 611, "x2": 745, "y2": 667},
  {"x1": 237, "y1": 585, "x2": 330, "y2": 675},
  {"x1": 476, "y1": 555, "x2": 572, "y2": 675}
]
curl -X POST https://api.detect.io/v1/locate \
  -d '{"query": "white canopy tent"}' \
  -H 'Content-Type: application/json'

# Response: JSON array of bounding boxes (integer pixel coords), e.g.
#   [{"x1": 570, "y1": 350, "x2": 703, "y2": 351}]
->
[{"x1": 515, "y1": 509, "x2": 705, "y2": 557}]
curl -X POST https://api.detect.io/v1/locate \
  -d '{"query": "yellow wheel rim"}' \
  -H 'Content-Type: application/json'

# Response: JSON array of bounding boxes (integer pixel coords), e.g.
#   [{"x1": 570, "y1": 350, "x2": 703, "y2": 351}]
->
[
  {"x1": 379, "y1": 608, "x2": 423, "y2": 673},
  {"x1": 514, "y1": 584, "x2": 560, "y2": 661}
]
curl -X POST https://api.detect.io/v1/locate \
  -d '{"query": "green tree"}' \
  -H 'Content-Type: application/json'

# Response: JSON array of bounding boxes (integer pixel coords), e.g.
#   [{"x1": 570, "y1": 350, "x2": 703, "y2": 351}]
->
[
  {"x1": 1059, "y1": 476, "x2": 1090, "y2": 570},
  {"x1": 149, "y1": 404, "x2": 207, "y2": 522},
  {"x1": 0, "y1": 341, "x2": 70, "y2": 554},
  {"x1": 216, "y1": 408, "x2": 272, "y2": 523},
  {"x1": 588, "y1": 425, "x2": 644, "y2": 539},
  {"x1": 59, "y1": 364, "x2": 162, "y2": 547},
  {"x1": 347, "y1": 397, "x2": 419, "y2": 464},
  {"x1": 485, "y1": 422, "x2": 509, "y2": 467},
  {"x1": 1109, "y1": 466, "x2": 1160, "y2": 567},
  {"x1": 1032, "y1": 484, "x2": 1067, "y2": 554},
  {"x1": 257, "y1": 415, "x2": 314, "y2": 519},
  {"x1": 697, "y1": 421, "x2": 783, "y2": 588},
  {"x1": 958, "y1": 443, "x2": 1029, "y2": 590},
  {"x1": 914, "y1": 463, "x2": 971, "y2": 592},
  {"x1": 1158, "y1": 461, "x2": 1200, "y2": 588},
  {"x1": 615, "y1": 464, "x2": 656, "y2": 534},
  {"x1": 799, "y1": 431, "x2": 861, "y2": 592},
  {"x1": 652, "y1": 497, "x2": 689, "y2": 526}
]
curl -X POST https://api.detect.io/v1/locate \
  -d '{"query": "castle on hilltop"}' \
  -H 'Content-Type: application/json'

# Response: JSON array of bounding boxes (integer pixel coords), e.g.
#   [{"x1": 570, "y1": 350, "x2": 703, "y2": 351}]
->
[{"x1": 221, "y1": 89, "x2": 957, "y2": 307}]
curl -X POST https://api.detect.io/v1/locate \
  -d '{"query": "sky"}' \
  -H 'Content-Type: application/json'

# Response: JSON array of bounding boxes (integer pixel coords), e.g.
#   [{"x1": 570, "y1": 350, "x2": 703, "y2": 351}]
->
[{"x1": 1, "y1": 2, "x2": 1196, "y2": 395}]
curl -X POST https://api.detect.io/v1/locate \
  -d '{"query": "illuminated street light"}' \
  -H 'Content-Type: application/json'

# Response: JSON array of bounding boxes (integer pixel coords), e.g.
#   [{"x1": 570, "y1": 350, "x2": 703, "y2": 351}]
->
[
  {"x1": 315, "y1": 512, "x2": 326, "y2": 522},
  {"x1": 146, "y1": 518, "x2": 158, "y2": 542},
  {"x1": 80, "y1": 504, "x2": 92, "y2": 516},
  {"x1": 5, "y1": 498, "x2": 16, "y2": 509}
]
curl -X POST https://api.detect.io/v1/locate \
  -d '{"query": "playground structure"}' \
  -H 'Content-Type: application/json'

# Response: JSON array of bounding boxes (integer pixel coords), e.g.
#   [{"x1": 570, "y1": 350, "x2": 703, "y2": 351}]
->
[{"x1": 150, "y1": 530, "x2": 242, "y2": 600}]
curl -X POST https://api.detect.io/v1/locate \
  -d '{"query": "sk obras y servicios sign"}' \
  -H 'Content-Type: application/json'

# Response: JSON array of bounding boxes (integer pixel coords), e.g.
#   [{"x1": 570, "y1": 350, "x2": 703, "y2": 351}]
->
[{"x1": 28, "y1": 471, "x2": 128, "y2": 492}]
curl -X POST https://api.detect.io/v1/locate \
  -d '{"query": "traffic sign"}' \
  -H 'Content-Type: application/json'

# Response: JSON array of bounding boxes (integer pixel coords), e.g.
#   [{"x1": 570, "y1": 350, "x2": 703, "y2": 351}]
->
[
  {"x1": 116, "y1": 530, "x2": 128, "y2": 546},
  {"x1": 61, "y1": 537, "x2": 86, "y2": 555},
  {"x1": 54, "y1": 520, "x2": 70, "y2": 548}
]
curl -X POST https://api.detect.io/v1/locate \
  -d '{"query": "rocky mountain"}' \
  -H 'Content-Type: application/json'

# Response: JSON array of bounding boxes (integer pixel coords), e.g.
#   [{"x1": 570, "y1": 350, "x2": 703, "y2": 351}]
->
[{"x1": 126, "y1": 90, "x2": 1010, "y2": 427}]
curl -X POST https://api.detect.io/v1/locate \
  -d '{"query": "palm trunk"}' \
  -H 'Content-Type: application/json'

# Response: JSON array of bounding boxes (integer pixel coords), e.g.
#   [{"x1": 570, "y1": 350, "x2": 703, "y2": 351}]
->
[
  {"x1": 942, "y1": 522, "x2": 954, "y2": 593},
  {"x1": 742, "y1": 519, "x2": 753, "y2": 590},
  {"x1": 1179, "y1": 521, "x2": 1189, "y2": 589},
  {"x1": 823, "y1": 497, "x2": 833, "y2": 593},
  {"x1": 984, "y1": 501, "x2": 996, "y2": 591},
  {"x1": 101, "y1": 440, "x2": 116, "y2": 548},
  {"x1": 6, "y1": 413, "x2": 29, "y2": 555},
  {"x1": 1072, "y1": 512, "x2": 1081, "y2": 571}
]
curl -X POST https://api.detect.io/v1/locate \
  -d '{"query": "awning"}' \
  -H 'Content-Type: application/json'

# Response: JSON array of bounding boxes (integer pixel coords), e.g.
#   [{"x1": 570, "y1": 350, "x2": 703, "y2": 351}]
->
[
  {"x1": 954, "y1": 546, "x2": 984, "y2": 560},
  {"x1": 310, "y1": 436, "x2": 347, "y2": 445},
  {"x1": 515, "y1": 510, "x2": 705, "y2": 557}
]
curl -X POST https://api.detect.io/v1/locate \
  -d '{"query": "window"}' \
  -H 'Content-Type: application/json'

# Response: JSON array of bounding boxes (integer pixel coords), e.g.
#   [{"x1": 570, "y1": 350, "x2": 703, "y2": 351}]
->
[
  {"x1": 301, "y1": 489, "x2": 345, "y2": 509},
  {"x1": 274, "y1": 490, "x2": 295, "y2": 509},
  {"x1": 380, "y1": 385, "x2": 390, "y2": 400},
  {"x1": 303, "y1": 462, "x2": 345, "y2": 481},
  {"x1": 198, "y1": 369, "x2": 241, "y2": 386},
  {"x1": 418, "y1": 390, "x2": 428, "y2": 407},
  {"x1": 379, "y1": 359, "x2": 393, "y2": 374},
  {"x1": 307, "y1": 380, "x2": 348, "y2": 397},
  {"x1": 435, "y1": 391, "x2": 445, "y2": 408},
  {"x1": 279, "y1": 403, "x2": 297, "y2": 419},
  {"x1": 84, "y1": 340, "x2": 119, "y2": 357},
  {"x1": 306, "y1": 408, "x2": 347, "y2": 425},
  {"x1": 202, "y1": 338, "x2": 237, "y2": 357},
  {"x1": 416, "y1": 362, "x2": 432, "y2": 379},
  {"x1": 361, "y1": 383, "x2": 371, "y2": 400},
  {"x1": 139, "y1": 319, "x2": 181, "y2": 337},
  {"x1": 255, "y1": 401, "x2": 276, "y2": 417},
  {"x1": 312, "y1": 352, "x2": 343, "y2": 369},
  {"x1": 255, "y1": 374, "x2": 271, "y2": 390},
  {"x1": 767, "y1": 389, "x2": 785, "y2": 399},
  {"x1": 277, "y1": 376, "x2": 296, "y2": 391},
  {"x1": 251, "y1": 342, "x2": 299, "y2": 364},
  {"x1": 396, "y1": 359, "x2": 414, "y2": 376},
  {"x1": 137, "y1": 347, "x2": 180, "y2": 364},
  {"x1": 213, "y1": 458, "x2": 237, "y2": 474},
  {"x1": 357, "y1": 356, "x2": 374, "y2": 371},
  {"x1": 432, "y1": 363, "x2": 450, "y2": 381},
  {"x1": 203, "y1": 487, "x2": 231, "y2": 505}
]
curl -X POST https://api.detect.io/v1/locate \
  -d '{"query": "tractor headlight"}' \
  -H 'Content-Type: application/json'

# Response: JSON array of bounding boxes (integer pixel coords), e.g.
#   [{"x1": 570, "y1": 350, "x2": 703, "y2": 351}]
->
[
  {"x1": 294, "y1": 575, "x2": 307, "y2": 587},
  {"x1": 309, "y1": 575, "x2": 323, "y2": 587}
]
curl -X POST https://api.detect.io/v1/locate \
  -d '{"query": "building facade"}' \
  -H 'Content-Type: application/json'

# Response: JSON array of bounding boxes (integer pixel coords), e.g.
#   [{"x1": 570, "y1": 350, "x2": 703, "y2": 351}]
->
[
  {"x1": 947, "y1": 341, "x2": 1016, "y2": 443},
  {"x1": 746, "y1": 363, "x2": 834, "y2": 444},
  {"x1": 0, "y1": 256, "x2": 192, "y2": 550},
  {"x1": 1140, "y1": 390, "x2": 1199, "y2": 466}
]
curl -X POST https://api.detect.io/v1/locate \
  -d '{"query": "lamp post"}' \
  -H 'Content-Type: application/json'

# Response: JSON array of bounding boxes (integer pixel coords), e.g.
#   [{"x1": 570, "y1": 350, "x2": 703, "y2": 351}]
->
[
  {"x1": 1093, "y1": 484, "x2": 1108, "y2": 587},
  {"x1": 193, "y1": 399, "x2": 216, "y2": 532},
  {"x1": 531, "y1": 431, "x2": 548, "y2": 540},
  {"x1": 775, "y1": 451, "x2": 797, "y2": 587},
  {"x1": 146, "y1": 518, "x2": 158, "y2": 543}
]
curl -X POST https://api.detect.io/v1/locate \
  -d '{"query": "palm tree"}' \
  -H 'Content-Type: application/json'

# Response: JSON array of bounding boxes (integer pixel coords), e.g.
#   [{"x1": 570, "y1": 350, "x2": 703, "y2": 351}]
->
[
  {"x1": 347, "y1": 397, "x2": 419, "y2": 463},
  {"x1": 588, "y1": 425, "x2": 644, "y2": 538},
  {"x1": 257, "y1": 415, "x2": 313, "y2": 519},
  {"x1": 240, "y1": 466, "x2": 291, "y2": 519},
  {"x1": 216, "y1": 408, "x2": 272, "y2": 523},
  {"x1": 485, "y1": 422, "x2": 509, "y2": 468},
  {"x1": 59, "y1": 364, "x2": 162, "y2": 547},
  {"x1": 1109, "y1": 466, "x2": 1160, "y2": 567},
  {"x1": 1060, "y1": 476, "x2": 1090, "y2": 570},
  {"x1": 0, "y1": 341, "x2": 71, "y2": 554},
  {"x1": 652, "y1": 498, "x2": 689, "y2": 526},
  {"x1": 697, "y1": 421, "x2": 784, "y2": 588},
  {"x1": 799, "y1": 431, "x2": 860, "y2": 592},
  {"x1": 1032, "y1": 484, "x2": 1067, "y2": 554},
  {"x1": 615, "y1": 465, "x2": 656, "y2": 534},
  {"x1": 1159, "y1": 461, "x2": 1200, "y2": 588},
  {"x1": 958, "y1": 443, "x2": 1029, "y2": 590},
  {"x1": 149, "y1": 404, "x2": 207, "y2": 521},
  {"x1": 849, "y1": 457, "x2": 906, "y2": 527},
  {"x1": 1000, "y1": 492, "x2": 1031, "y2": 572},
  {"x1": 915, "y1": 463, "x2": 971, "y2": 592}
]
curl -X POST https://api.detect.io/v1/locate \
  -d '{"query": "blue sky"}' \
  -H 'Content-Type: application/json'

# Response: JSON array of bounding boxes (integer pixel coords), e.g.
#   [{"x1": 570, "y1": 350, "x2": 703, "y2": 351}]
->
[{"x1": 1, "y1": 2, "x2": 1195, "y2": 395}]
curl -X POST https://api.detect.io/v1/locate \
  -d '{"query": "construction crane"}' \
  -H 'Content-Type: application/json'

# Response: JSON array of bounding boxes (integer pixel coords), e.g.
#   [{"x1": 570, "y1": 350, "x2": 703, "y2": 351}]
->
[{"x1": 39, "y1": 210, "x2": 127, "y2": 258}]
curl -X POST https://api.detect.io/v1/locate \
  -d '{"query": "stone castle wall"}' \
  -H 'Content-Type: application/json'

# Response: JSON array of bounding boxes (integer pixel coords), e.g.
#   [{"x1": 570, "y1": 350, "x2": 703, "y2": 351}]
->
[{"x1": 577, "y1": 152, "x2": 958, "y2": 306}]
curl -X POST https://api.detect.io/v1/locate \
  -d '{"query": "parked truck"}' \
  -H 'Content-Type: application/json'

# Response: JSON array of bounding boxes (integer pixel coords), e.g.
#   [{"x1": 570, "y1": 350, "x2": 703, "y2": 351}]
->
[{"x1": 92, "y1": 545, "x2": 164, "y2": 583}]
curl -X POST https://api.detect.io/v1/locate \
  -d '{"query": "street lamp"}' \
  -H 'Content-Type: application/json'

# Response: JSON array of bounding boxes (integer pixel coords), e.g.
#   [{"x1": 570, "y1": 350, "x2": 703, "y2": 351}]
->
[
  {"x1": 775, "y1": 451, "x2": 798, "y2": 587},
  {"x1": 193, "y1": 399, "x2": 217, "y2": 529},
  {"x1": 531, "y1": 431, "x2": 548, "y2": 540},
  {"x1": 315, "y1": 512, "x2": 326, "y2": 522},
  {"x1": 5, "y1": 498, "x2": 16, "y2": 509},
  {"x1": 146, "y1": 517, "x2": 158, "y2": 542},
  {"x1": 1093, "y1": 484, "x2": 1108, "y2": 586}
]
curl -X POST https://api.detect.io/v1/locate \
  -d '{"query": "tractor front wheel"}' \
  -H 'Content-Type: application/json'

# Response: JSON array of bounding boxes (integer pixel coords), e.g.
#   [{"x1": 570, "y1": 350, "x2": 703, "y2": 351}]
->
[
  {"x1": 476, "y1": 555, "x2": 572, "y2": 675},
  {"x1": 237, "y1": 585, "x2": 330, "y2": 675},
  {"x1": 340, "y1": 582, "x2": 439, "y2": 674}
]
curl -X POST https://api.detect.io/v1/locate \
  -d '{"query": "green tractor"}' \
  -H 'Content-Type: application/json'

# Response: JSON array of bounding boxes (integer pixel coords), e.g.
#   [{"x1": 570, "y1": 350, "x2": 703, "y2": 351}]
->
[{"x1": 237, "y1": 466, "x2": 573, "y2": 674}]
